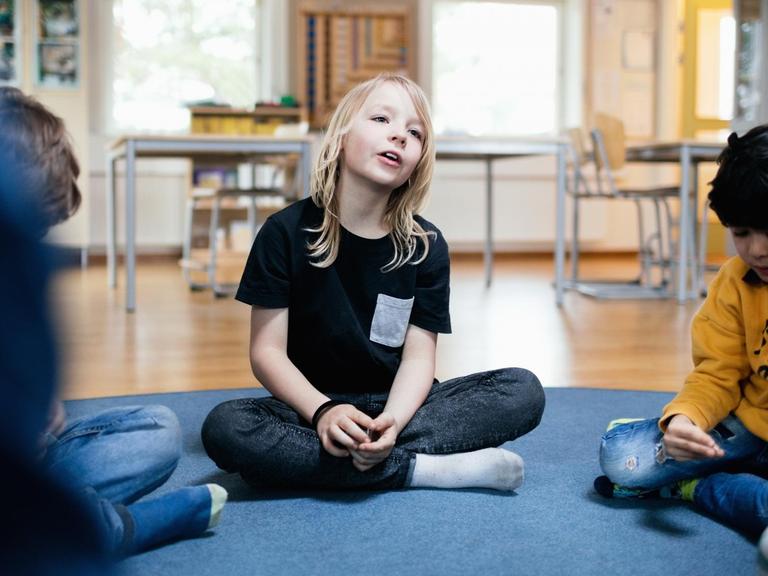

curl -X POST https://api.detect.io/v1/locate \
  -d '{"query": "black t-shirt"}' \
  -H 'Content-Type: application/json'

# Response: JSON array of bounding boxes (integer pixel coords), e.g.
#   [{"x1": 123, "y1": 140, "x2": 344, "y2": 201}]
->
[{"x1": 236, "y1": 198, "x2": 451, "y2": 393}]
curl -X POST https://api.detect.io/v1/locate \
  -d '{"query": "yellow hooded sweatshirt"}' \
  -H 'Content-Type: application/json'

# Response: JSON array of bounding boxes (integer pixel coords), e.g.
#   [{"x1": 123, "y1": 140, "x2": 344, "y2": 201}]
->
[{"x1": 661, "y1": 256, "x2": 768, "y2": 440}]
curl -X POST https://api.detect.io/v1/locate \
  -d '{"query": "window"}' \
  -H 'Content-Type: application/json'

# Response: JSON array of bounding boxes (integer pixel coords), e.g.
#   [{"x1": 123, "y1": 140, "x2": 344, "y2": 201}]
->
[
  {"x1": 111, "y1": 0, "x2": 258, "y2": 132},
  {"x1": 695, "y1": 9, "x2": 734, "y2": 120},
  {"x1": 432, "y1": 1, "x2": 561, "y2": 136}
]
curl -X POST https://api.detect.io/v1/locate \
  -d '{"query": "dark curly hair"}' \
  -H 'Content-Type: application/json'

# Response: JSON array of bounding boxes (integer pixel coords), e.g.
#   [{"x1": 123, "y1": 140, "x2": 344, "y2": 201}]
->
[
  {"x1": 708, "y1": 124, "x2": 768, "y2": 230},
  {"x1": 0, "y1": 87, "x2": 81, "y2": 230}
]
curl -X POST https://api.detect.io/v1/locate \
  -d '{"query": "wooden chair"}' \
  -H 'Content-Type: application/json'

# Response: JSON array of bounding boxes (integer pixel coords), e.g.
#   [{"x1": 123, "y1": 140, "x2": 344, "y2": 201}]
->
[
  {"x1": 566, "y1": 126, "x2": 604, "y2": 284},
  {"x1": 565, "y1": 114, "x2": 684, "y2": 298}
]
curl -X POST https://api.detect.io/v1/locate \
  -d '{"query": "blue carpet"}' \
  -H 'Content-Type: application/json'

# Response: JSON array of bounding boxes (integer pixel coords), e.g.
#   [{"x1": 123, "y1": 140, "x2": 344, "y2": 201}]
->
[{"x1": 65, "y1": 388, "x2": 755, "y2": 576}]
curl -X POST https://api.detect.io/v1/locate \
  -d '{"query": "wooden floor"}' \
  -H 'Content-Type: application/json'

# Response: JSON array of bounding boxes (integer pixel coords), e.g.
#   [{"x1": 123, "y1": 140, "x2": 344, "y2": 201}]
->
[{"x1": 54, "y1": 253, "x2": 710, "y2": 400}]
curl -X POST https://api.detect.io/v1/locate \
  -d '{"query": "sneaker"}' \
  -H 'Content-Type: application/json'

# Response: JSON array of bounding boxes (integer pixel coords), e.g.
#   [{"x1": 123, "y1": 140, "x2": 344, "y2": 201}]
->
[
  {"x1": 659, "y1": 477, "x2": 698, "y2": 501},
  {"x1": 595, "y1": 474, "x2": 698, "y2": 501},
  {"x1": 593, "y1": 475, "x2": 654, "y2": 499}
]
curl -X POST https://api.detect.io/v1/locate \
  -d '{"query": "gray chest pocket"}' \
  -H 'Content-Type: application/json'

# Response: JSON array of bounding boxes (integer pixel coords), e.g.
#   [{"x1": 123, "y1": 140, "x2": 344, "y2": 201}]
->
[{"x1": 370, "y1": 293, "x2": 414, "y2": 348}]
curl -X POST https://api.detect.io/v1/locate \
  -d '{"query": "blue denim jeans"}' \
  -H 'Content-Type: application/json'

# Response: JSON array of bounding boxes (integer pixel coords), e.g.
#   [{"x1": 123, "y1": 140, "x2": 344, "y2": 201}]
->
[
  {"x1": 202, "y1": 367, "x2": 545, "y2": 490},
  {"x1": 600, "y1": 414, "x2": 768, "y2": 536},
  {"x1": 43, "y1": 405, "x2": 182, "y2": 552}
]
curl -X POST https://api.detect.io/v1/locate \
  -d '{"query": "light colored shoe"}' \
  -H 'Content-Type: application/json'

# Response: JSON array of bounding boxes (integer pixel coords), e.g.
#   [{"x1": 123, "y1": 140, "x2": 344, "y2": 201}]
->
[
  {"x1": 758, "y1": 526, "x2": 768, "y2": 576},
  {"x1": 206, "y1": 483, "x2": 228, "y2": 529},
  {"x1": 606, "y1": 417, "x2": 643, "y2": 432}
]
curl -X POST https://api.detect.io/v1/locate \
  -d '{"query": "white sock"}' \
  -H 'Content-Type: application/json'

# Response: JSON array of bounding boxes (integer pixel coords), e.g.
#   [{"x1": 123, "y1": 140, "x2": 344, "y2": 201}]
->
[
  {"x1": 408, "y1": 448, "x2": 524, "y2": 491},
  {"x1": 206, "y1": 484, "x2": 228, "y2": 529}
]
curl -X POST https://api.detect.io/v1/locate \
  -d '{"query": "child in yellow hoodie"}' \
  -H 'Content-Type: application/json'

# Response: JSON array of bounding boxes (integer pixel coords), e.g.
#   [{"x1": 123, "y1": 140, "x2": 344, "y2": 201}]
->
[{"x1": 595, "y1": 123, "x2": 768, "y2": 540}]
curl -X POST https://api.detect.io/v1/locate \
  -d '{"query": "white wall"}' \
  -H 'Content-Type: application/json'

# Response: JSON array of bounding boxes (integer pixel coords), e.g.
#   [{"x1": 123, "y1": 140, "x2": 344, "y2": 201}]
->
[
  {"x1": 16, "y1": 0, "x2": 91, "y2": 249},
  {"x1": 42, "y1": 92, "x2": 91, "y2": 249}
]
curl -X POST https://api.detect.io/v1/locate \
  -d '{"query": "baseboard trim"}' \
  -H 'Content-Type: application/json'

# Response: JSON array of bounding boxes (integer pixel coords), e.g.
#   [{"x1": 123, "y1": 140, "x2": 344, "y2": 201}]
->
[
  {"x1": 49, "y1": 245, "x2": 642, "y2": 267},
  {"x1": 48, "y1": 245, "x2": 183, "y2": 267}
]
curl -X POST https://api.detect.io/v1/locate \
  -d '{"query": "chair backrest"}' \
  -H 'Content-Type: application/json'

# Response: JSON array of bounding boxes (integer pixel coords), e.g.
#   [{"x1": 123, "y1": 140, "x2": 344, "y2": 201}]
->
[
  {"x1": 565, "y1": 127, "x2": 595, "y2": 196},
  {"x1": 590, "y1": 113, "x2": 630, "y2": 196},
  {"x1": 567, "y1": 127, "x2": 589, "y2": 167},
  {"x1": 592, "y1": 113, "x2": 626, "y2": 170}
]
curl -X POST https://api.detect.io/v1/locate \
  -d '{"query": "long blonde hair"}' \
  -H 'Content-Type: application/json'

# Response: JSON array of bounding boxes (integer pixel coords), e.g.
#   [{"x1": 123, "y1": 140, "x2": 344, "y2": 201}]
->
[{"x1": 307, "y1": 73, "x2": 436, "y2": 271}]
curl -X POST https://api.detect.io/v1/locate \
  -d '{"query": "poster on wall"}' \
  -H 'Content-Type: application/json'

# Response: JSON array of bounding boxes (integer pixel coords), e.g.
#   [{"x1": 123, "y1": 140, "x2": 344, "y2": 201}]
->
[
  {"x1": 0, "y1": 0, "x2": 18, "y2": 85},
  {"x1": 0, "y1": 0, "x2": 15, "y2": 37},
  {"x1": 0, "y1": 42, "x2": 14, "y2": 83},
  {"x1": 36, "y1": 0, "x2": 79, "y2": 88},
  {"x1": 38, "y1": 42, "x2": 77, "y2": 86},
  {"x1": 39, "y1": 0, "x2": 78, "y2": 38}
]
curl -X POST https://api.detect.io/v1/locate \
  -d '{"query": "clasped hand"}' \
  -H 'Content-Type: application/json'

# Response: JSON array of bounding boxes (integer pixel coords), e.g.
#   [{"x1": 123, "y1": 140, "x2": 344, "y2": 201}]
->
[
  {"x1": 662, "y1": 414, "x2": 725, "y2": 461},
  {"x1": 316, "y1": 404, "x2": 399, "y2": 471}
]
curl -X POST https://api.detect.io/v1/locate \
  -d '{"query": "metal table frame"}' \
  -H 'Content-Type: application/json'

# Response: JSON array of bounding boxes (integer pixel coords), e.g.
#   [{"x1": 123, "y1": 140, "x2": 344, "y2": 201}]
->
[
  {"x1": 107, "y1": 134, "x2": 314, "y2": 312},
  {"x1": 435, "y1": 137, "x2": 569, "y2": 303},
  {"x1": 107, "y1": 135, "x2": 706, "y2": 310},
  {"x1": 623, "y1": 139, "x2": 725, "y2": 302}
]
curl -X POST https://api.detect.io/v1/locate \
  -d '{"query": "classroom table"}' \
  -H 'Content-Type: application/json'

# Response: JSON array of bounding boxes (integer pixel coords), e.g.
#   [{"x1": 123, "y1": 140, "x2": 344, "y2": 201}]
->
[
  {"x1": 436, "y1": 137, "x2": 726, "y2": 305},
  {"x1": 106, "y1": 134, "x2": 315, "y2": 312},
  {"x1": 435, "y1": 136, "x2": 570, "y2": 302},
  {"x1": 107, "y1": 134, "x2": 570, "y2": 311},
  {"x1": 624, "y1": 139, "x2": 725, "y2": 302}
]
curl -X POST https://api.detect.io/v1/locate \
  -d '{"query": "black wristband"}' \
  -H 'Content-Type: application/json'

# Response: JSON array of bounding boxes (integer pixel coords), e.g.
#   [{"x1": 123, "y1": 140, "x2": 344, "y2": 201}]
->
[{"x1": 312, "y1": 400, "x2": 342, "y2": 429}]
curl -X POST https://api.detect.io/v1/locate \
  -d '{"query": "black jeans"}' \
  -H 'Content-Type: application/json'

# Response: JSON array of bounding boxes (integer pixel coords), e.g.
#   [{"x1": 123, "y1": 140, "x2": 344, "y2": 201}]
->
[{"x1": 201, "y1": 367, "x2": 545, "y2": 490}]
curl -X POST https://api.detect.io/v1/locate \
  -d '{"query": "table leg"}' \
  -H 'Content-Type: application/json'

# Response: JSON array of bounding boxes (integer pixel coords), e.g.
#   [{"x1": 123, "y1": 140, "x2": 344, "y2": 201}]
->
[
  {"x1": 106, "y1": 153, "x2": 117, "y2": 288},
  {"x1": 692, "y1": 161, "x2": 701, "y2": 297},
  {"x1": 484, "y1": 157, "x2": 493, "y2": 288},
  {"x1": 555, "y1": 143, "x2": 567, "y2": 306},
  {"x1": 677, "y1": 144, "x2": 691, "y2": 303},
  {"x1": 125, "y1": 141, "x2": 137, "y2": 313},
  {"x1": 301, "y1": 142, "x2": 311, "y2": 198}
]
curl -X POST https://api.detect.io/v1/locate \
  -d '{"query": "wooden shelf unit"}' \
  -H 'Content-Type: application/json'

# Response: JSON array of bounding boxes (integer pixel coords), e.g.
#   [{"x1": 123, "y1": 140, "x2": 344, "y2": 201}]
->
[{"x1": 182, "y1": 107, "x2": 307, "y2": 293}]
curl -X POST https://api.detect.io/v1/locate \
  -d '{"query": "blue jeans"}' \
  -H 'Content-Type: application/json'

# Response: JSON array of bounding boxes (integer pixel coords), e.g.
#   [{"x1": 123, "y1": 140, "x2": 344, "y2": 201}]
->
[
  {"x1": 202, "y1": 367, "x2": 545, "y2": 490},
  {"x1": 600, "y1": 414, "x2": 768, "y2": 536},
  {"x1": 43, "y1": 405, "x2": 182, "y2": 552}
]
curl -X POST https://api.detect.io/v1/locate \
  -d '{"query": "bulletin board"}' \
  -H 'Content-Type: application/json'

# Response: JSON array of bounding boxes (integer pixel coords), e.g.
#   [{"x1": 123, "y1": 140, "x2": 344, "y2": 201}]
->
[{"x1": 296, "y1": 1, "x2": 415, "y2": 129}]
